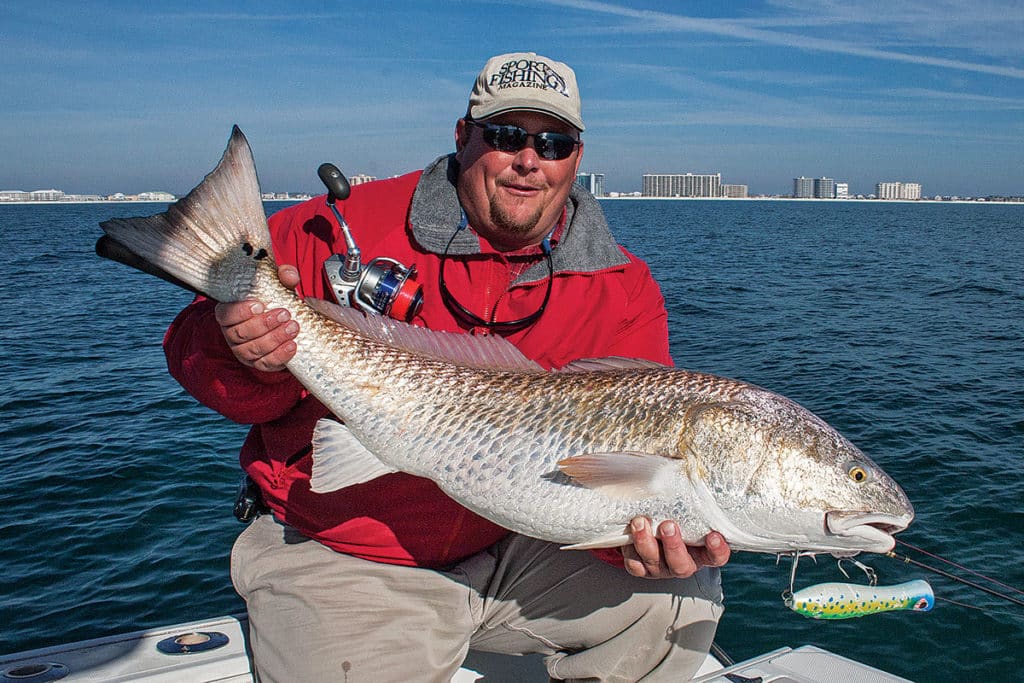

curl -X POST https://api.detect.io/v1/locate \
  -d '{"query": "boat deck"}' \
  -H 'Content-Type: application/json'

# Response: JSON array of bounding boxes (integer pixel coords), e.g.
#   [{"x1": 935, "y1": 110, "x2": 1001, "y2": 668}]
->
[{"x1": 0, "y1": 614, "x2": 911, "y2": 682}]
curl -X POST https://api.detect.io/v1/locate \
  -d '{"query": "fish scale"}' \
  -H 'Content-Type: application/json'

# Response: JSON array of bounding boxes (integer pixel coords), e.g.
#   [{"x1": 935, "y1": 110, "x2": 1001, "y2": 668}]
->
[{"x1": 299, "y1": 340, "x2": 666, "y2": 540}]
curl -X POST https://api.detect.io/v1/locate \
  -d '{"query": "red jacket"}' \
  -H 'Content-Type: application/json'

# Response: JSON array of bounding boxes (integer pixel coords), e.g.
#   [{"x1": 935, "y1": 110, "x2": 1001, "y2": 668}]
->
[{"x1": 165, "y1": 155, "x2": 671, "y2": 567}]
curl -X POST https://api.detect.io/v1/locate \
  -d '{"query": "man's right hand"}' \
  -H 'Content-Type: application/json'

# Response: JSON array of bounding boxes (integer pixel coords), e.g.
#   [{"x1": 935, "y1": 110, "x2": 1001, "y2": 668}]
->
[{"x1": 214, "y1": 265, "x2": 301, "y2": 373}]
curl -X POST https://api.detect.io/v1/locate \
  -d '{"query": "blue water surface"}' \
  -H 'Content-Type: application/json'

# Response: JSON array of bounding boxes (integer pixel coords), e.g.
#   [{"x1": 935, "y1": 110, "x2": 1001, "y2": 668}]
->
[{"x1": 1, "y1": 199, "x2": 1022, "y2": 681}]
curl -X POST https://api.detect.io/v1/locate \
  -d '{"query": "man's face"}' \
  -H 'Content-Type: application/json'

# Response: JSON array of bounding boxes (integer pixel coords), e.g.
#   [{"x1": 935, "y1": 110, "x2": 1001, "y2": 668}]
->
[{"x1": 454, "y1": 111, "x2": 583, "y2": 252}]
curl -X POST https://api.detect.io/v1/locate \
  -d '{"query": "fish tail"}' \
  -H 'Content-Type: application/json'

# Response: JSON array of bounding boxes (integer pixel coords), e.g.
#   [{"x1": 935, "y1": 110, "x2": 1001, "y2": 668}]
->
[{"x1": 97, "y1": 126, "x2": 276, "y2": 302}]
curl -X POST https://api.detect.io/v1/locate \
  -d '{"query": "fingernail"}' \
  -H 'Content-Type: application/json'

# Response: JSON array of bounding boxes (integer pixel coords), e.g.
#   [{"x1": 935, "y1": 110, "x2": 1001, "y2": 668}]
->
[
  {"x1": 250, "y1": 303, "x2": 264, "y2": 315},
  {"x1": 707, "y1": 534, "x2": 721, "y2": 548},
  {"x1": 662, "y1": 523, "x2": 676, "y2": 537},
  {"x1": 631, "y1": 519, "x2": 646, "y2": 533},
  {"x1": 276, "y1": 310, "x2": 290, "y2": 323},
  {"x1": 284, "y1": 321, "x2": 299, "y2": 336}
]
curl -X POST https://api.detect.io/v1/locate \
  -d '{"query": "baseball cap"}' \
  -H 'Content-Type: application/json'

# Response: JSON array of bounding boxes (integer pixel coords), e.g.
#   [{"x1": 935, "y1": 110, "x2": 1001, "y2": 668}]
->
[{"x1": 467, "y1": 52, "x2": 584, "y2": 131}]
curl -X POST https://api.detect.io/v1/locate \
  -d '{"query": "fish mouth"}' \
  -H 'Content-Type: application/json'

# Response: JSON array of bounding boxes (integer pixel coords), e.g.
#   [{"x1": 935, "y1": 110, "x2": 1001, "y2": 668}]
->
[{"x1": 825, "y1": 511, "x2": 914, "y2": 553}]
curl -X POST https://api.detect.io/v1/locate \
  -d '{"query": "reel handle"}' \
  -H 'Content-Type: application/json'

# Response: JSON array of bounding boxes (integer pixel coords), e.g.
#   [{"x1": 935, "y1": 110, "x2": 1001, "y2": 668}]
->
[{"x1": 318, "y1": 163, "x2": 351, "y2": 203}]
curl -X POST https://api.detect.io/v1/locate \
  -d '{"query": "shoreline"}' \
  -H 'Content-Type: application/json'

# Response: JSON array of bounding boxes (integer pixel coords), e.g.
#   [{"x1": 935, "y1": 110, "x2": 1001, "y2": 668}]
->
[
  {"x1": 2, "y1": 197, "x2": 1021, "y2": 206},
  {"x1": 598, "y1": 196, "x2": 1024, "y2": 205},
  {"x1": 0, "y1": 198, "x2": 306, "y2": 206}
]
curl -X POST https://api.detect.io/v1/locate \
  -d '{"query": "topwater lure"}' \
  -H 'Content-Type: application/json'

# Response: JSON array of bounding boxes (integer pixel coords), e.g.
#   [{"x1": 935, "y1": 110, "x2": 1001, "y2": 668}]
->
[
  {"x1": 780, "y1": 540, "x2": 1024, "y2": 620},
  {"x1": 785, "y1": 579, "x2": 934, "y2": 619}
]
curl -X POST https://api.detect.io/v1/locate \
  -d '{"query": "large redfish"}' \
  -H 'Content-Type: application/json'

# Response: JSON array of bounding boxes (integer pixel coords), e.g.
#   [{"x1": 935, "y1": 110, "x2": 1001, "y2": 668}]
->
[{"x1": 98, "y1": 127, "x2": 913, "y2": 556}]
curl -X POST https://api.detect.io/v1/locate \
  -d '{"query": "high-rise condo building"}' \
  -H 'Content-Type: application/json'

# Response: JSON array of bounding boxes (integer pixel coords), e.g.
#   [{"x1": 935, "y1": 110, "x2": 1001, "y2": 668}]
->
[
  {"x1": 813, "y1": 177, "x2": 835, "y2": 199},
  {"x1": 876, "y1": 182, "x2": 922, "y2": 200},
  {"x1": 576, "y1": 173, "x2": 605, "y2": 197},
  {"x1": 793, "y1": 176, "x2": 814, "y2": 198},
  {"x1": 642, "y1": 173, "x2": 722, "y2": 198}
]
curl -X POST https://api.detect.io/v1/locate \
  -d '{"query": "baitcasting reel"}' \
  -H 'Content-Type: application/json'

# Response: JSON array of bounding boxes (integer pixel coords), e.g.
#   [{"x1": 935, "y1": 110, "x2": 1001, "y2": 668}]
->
[{"x1": 318, "y1": 163, "x2": 423, "y2": 321}]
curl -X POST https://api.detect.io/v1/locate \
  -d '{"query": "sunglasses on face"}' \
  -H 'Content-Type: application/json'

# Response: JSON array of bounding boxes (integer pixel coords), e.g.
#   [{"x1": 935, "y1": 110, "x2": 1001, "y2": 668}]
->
[{"x1": 466, "y1": 120, "x2": 581, "y2": 161}]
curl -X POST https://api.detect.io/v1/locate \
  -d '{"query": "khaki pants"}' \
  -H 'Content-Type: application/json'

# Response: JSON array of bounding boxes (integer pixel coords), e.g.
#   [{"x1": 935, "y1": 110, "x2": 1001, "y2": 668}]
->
[{"x1": 231, "y1": 514, "x2": 724, "y2": 682}]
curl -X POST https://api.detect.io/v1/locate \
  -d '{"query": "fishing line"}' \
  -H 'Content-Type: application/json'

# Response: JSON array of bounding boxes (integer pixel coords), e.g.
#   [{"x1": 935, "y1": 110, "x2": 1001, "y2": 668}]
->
[
  {"x1": 933, "y1": 595, "x2": 1024, "y2": 619},
  {"x1": 887, "y1": 541, "x2": 1024, "y2": 609},
  {"x1": 895, "y1": 539, "x2": 1024, "y2": 597}
]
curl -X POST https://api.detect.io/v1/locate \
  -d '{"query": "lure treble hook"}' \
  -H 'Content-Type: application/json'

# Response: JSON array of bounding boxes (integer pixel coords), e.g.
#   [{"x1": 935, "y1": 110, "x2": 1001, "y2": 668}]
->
[
  {"x1": 779, "y1": 551, "x2": 817, "y2": 602},
  {"x1": 838, "y1": 558, "x2": 879, "y2": 586}
]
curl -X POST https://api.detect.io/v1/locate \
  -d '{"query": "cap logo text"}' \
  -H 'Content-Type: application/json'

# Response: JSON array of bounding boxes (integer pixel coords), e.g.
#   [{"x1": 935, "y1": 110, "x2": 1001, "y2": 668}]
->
[{"x1": 489, "y1": 59, "x2": 570, "y2": 98}]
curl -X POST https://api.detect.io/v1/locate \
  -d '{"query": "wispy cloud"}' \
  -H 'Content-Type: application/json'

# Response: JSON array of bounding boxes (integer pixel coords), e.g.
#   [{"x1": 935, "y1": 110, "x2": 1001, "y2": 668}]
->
[
  {"x1": 540, "y1": 0, "x2": 1024, "y2": 79},
  {"x1": 879, "y1": 88, "x2": 1024, "y2": 109}
]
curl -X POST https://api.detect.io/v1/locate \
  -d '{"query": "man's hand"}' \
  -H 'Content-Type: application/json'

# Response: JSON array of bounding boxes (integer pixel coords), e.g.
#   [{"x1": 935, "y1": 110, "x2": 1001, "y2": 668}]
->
[
  {"x1": 215, "y1": 265, "x2": 301, "y2": 372},
  {"x1": 622, "y1": 517, "x2": 730, "y2": 579}
]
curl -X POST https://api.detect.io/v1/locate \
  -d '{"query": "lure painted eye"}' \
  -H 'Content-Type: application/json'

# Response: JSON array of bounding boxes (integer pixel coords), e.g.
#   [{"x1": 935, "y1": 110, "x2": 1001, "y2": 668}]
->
[{"x1": 847, "y1": 463, "x2": 869, "y2": 483}]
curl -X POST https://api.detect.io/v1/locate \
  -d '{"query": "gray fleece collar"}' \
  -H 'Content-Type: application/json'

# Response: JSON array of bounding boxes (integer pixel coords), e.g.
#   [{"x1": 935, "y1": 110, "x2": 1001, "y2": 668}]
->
[{"x1": 409, "y1": 155, "x2": 628, "y2": 284}]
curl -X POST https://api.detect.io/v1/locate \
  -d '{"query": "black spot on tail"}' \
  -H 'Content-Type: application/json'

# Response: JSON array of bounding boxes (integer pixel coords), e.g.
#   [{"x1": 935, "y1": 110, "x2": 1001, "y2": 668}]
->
[{"x1": 241, "y1": 242, "x2": 268, "y2": 260}]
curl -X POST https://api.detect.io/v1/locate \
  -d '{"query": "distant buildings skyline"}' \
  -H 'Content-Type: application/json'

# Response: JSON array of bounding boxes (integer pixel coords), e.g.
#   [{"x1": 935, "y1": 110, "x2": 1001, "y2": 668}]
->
[
  {"x1": 636, "y1": 172, "x2": 935, "y2": 201},
  {"x1": 0, "y1": 188, "x2": 177, "y2": 203},
  {"x1": 4, "y1": 171, "x2": 1021, "y2": 204}
]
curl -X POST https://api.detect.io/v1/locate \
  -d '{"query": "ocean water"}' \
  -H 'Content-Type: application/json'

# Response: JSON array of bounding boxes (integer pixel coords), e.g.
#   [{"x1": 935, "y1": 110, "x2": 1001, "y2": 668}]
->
[{"x1": 1, "y1": 199, "x2": 1022, "y2": 681}]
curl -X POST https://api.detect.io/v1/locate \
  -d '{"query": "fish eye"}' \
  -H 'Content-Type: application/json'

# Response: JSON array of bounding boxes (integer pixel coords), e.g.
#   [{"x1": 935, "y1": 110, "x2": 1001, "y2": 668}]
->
[{"x1": 847, "y1": 463, "x2": 870, "y2": 484}]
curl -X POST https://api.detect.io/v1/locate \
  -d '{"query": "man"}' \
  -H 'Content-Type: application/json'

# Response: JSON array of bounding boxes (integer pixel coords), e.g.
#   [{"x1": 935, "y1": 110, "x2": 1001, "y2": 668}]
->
[{"x1": 166, "y1": 52, "x2": 730, "y2": 681}]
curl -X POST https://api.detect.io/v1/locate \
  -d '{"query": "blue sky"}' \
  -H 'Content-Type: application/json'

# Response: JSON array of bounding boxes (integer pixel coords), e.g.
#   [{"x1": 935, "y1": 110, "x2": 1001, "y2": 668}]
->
[{"x1": 2, "y1": 0, "x2": 1022, "y2": 197}]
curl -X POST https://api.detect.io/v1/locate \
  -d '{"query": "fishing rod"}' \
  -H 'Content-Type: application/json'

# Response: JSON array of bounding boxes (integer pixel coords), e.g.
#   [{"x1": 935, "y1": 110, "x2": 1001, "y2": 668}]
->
[{"x1": 887, "y1": 539, "x2": 1024, "y2": 608}]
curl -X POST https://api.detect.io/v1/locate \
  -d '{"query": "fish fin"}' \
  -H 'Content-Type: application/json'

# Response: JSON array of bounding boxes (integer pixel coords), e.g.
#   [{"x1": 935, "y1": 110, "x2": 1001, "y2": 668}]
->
[
  {"x1": 560, "y1": 532, "x2": 632, "y2": 551},
  {"x1": 309, "y1": 417, "x2": 399, "y2": 493},
  {"x1": 557, "y1": 452, "x2": 676, "y2": 499},
  {"x1": 304, "y1": 298, "x2": 544, "y2": 372},
  {"x1": 559, "y1": 356, "x2": 670, "y2": 372},
  {"x1": 98, "y1": 126, "x2": 274, "y2": 302},
  {"x1": 95, "y1": 235, "x2": 203, "y2": 294}
]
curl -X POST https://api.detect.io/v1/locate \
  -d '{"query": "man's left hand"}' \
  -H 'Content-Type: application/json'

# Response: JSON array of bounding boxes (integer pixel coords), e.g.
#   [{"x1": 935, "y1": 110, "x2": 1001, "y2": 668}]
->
[{"x1": 622, "y1": 517, "x2": 730, "y2": 579}]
